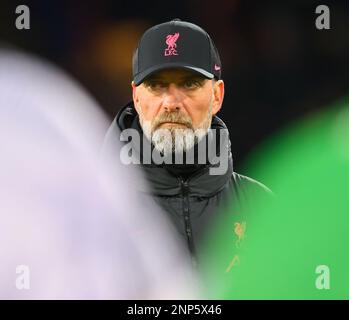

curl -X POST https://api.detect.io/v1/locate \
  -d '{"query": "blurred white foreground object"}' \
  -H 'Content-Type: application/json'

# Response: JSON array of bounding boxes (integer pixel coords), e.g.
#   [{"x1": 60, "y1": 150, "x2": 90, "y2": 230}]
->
[{"x1": 0, "y1": 49, "x2": 196, "y2": 299}]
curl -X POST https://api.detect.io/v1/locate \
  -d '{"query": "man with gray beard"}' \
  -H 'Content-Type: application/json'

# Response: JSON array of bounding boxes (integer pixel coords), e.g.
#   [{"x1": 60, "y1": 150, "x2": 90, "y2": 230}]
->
[{"x1": 102, "y1": 19, "x2": 271, "y2": 268}]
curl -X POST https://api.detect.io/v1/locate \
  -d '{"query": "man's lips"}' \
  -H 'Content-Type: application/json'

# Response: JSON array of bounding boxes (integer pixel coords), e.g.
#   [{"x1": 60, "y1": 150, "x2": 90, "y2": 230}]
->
[{"x1": 159, "y1": 122, "x2": 188, "y2": 127}]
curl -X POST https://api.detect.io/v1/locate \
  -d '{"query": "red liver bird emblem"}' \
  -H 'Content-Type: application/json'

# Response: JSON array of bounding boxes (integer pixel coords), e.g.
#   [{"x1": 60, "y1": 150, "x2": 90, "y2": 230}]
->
[{"x1": 164, "y1": 32, "x2": 180, "y2": 56}]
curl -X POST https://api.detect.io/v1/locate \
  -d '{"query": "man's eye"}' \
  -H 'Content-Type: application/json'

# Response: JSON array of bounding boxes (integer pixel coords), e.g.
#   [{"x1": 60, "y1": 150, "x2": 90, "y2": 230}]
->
[
  {"x1": 147, "y1": 82, "x2": 166, "y2": 90},
  {"x1": 183, "y1": 80, "x2": 200, "y2": 89}
]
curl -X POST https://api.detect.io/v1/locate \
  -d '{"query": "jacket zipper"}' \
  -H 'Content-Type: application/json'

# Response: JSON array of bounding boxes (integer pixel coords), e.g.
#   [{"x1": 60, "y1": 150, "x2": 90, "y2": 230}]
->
[{"x1": 179, "y1": 177, "x2": 197, "y2": 268}]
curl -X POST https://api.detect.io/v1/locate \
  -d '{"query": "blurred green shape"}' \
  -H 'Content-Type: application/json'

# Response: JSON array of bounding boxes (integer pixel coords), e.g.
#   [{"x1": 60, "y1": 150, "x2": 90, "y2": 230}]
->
[{"x1": 199, "y1": 98, "x2": 349, "y2": 299}]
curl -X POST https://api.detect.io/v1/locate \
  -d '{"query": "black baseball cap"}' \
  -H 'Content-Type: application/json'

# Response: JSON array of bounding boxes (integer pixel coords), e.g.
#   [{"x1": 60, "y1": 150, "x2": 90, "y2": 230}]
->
[{"x1": 132, "y1": 19, "x2": 222, "y2": 86}]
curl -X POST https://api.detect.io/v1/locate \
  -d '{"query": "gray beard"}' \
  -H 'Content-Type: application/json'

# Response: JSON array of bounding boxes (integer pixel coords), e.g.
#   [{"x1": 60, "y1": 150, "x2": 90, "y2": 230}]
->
[
  {"x1": 151, "y1": 127, "x2": 207, "y2": 157},
  {"x1": 138, "y1": 100, "x2": 213, "y2": 158}
]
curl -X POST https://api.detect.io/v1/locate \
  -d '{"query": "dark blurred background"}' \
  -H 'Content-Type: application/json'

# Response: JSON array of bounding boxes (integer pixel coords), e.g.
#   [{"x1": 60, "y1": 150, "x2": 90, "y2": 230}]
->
[{"x1": 1, "y1": 0, "x2": 348, "y2": 169}]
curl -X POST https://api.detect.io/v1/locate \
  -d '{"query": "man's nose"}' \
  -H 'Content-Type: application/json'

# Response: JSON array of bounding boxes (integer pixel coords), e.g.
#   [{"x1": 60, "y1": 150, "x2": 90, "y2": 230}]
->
[{"x1": 162, "y1": 84, "x2": 183, "y2": 112}]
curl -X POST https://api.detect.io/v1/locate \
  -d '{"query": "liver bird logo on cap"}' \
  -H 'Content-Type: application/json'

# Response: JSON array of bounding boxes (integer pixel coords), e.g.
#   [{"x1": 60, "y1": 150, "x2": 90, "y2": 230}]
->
[{"x1": 164, "y1": 32, "x2": 180, "y2": 56}]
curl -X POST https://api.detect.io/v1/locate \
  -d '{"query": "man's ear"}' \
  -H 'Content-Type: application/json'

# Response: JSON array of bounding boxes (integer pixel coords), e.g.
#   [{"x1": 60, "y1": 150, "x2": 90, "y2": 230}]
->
[
  {"x1": 211, "y1": 80, "x2": 224, "y2": 116},
  {"x1": 131, "y1": 81, "x2": 140, "y2": 113}
]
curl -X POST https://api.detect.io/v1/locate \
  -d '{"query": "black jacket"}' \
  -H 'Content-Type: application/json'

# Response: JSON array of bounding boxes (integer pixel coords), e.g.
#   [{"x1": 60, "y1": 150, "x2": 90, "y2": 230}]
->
[{"x1": 102, "y1": 102, "x2": 271, "y2": 266}]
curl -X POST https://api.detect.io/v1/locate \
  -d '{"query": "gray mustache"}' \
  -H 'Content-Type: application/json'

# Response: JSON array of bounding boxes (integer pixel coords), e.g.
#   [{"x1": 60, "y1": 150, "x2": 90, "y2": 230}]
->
[{"x1": 153, "y1": 112, "x2": 193, "y2": 130}]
